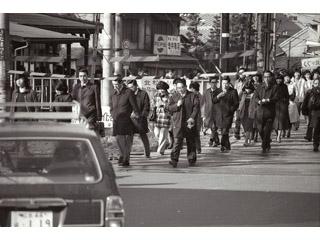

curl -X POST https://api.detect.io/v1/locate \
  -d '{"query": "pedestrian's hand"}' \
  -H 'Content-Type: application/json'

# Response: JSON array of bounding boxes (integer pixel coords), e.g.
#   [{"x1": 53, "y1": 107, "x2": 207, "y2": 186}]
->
[
  {"x1": 217, "y1": 92, "x2": 225, "y2": 99},
  {"x1": 187, "y1": 118, "x2": 194, "y2": 129},
  {"x1": 177, "y1": 99, "x2": 183, "y2": 107}
]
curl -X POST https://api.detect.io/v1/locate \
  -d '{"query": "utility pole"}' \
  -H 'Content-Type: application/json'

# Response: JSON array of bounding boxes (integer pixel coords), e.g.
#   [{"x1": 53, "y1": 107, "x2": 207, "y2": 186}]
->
[
  {"x1": 114, "y1": 13, "x2": 122, "y2": 75},
  {"x1": 272, "y1": 13, "x2": 277, "y2": 71},
  {"x1": 255, "y1": 13, "x2": 264, "y2": 72},
  {"x1": 219, "y1": 13, "x2": 229, "y2": 72},
  {"x1": 0, "y1": 13, "x2": 9, "y2": 113},
  {"x1": 91, "y1": 13, "x2": 101, "y2": 80},
  {"x1": 263, "y1": 13, "x2": 272, "y2": 71},
  {"x1": 101, "y1": 13, "x2": 113, "y2": 107}
]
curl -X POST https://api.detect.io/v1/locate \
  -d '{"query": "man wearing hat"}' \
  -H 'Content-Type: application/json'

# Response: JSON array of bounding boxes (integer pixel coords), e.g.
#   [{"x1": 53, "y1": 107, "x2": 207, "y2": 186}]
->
[{"x1": 110, "y1": 76, "x2": 141, "y2": 167}]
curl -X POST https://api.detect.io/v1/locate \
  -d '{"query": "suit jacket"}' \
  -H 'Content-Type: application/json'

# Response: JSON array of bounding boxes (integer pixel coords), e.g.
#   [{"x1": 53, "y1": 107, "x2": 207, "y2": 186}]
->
[
  {"x1": 110, "y1": 86, "x2": 140, "y2": 136},
  {"x1": 254, "y1": 83, "x2": 279, "y2": 121},
  {"x1": 212, "y1": 88, "x2": 239, "y2": 129},
  {"x1": 203, "y1": 88, "x2": 221, "y2": 128},
  {"x1": 167, "y1": 90, "x2": 200, "y2": 138},
  {"x1": 72, "y1": 82, "x2": 102, "y2": 121}
]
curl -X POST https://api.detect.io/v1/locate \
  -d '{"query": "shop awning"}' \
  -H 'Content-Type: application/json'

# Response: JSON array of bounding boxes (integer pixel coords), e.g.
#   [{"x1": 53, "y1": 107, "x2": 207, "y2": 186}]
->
[
  {"x1": 221, "y1": 51, "x2": 241, "y2": 59},
  {"x1": 10, "y1": 22, "x2": 86, "y2": 43},
  {"x1": 110, "y1": 55, "x2": 160, "y2": 63},
  {"x1": 9, "y1": 13, "x2": 100, "y2": 34},
  {"x1": 239, "y1": 49, "x2": 256, "y2": 57},
  {"x1": 110, "y1": 54, "x2": 198, "y2": 63},
  {"x1": 14, "y1": 56, "x2": 64, "y2": 63}
]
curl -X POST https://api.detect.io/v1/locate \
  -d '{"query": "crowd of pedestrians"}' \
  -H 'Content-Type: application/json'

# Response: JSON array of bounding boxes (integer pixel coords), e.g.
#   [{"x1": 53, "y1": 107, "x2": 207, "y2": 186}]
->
[{"x1": 10, "y1": 66, "x2": 320, "y2": 168}]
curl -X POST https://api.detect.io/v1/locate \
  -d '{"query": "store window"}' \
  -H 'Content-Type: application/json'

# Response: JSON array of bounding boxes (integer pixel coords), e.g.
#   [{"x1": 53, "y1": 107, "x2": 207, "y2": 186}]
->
[{"x1": 122, "y1": 18, "x2": 139, "y2": 49}]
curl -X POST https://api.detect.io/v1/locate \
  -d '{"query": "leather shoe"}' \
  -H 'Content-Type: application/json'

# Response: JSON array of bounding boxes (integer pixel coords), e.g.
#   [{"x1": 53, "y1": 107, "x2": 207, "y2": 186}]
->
[
  {"x1": 169, "y1": 160, "x2": 177, "y2": 168},
  {"x1": 188, "y1": 162, "x2": 196, "y2": 167},
  {"x1": 120, "y1": 161, "x2": 130, "y2": 167}
]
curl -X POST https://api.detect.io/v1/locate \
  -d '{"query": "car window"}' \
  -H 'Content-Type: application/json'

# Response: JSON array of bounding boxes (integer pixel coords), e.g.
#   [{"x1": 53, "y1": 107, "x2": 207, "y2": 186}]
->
[{"x1": 0, "y1": 138, "x2": 102, "y2": 184}]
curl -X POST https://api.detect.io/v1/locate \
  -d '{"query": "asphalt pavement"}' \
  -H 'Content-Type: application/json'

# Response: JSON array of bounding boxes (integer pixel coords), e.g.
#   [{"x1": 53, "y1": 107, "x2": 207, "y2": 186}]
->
[{"x1": 111, "y1": 119, "x2": 320, "y2": 226}]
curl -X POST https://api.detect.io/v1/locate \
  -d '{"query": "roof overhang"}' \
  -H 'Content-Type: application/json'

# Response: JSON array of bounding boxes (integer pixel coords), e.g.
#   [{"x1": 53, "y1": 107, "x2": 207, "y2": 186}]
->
[
  {"x1": 9, "y1": 13, "x2": 100, "y2": 34},
  {"x1": 10, "y1": 22, "x2": 87, "y2": 43}
]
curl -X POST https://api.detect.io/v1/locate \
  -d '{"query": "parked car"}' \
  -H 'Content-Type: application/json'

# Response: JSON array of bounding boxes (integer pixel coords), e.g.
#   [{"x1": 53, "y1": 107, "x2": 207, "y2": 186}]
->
[{"x1": 0, "y1": 104, "x2": 124, "y2": 227}]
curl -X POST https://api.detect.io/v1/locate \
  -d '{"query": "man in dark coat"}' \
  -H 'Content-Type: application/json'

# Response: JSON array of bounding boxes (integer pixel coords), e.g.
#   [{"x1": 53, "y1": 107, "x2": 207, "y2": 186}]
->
[
  {"x1": 212, "y1": 76, "x2": 239, "y2": 152},
  {"x1": 167, "y1": 78, "x2": 200, "y2": 167},
  {"x1": 203, "y1": 76, "x2": 221, "y2": 147},
  {"x1": 127, "y1": 79, "x2": 151, "y2": 158},
  {"x1": 234, "y1": 67, "x2": 247, "y2": 139},
  {"x1": 307, "y1": 79, "x2": 320, "y2": 152},
  {"x1": 72, "y1": 68, "x2": 102, "y2": 128},
  {"x1": 254, "y1": 71, "x2": 279, "y2": 153},
  {"x1": 110, "y1": 76, "x2": 141, "y2": 166}
]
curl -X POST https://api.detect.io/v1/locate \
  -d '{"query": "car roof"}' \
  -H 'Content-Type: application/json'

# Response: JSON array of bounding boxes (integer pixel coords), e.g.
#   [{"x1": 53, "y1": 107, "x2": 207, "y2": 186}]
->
[{"x1": 0, "y1": 122, "x2": 97, "y2": 138}]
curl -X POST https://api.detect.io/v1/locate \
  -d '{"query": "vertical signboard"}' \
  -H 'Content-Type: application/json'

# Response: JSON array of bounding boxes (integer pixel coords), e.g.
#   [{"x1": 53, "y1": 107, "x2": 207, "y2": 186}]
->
[
  {"x1": 153, "y1": 34, "x2": 167, "y2": 55},
  {"x1": 167, "y1": 35, "x2": 181, "y2": 56}
]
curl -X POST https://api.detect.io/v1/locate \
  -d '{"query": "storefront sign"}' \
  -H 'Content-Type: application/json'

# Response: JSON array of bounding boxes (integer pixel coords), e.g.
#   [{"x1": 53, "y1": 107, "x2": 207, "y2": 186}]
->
[
  {"x1": 301, "y1": 57, "x2": 320, "y2": 69},
  {"x1": 153, "y1": 34, "x2": 181, "y2": 56}
]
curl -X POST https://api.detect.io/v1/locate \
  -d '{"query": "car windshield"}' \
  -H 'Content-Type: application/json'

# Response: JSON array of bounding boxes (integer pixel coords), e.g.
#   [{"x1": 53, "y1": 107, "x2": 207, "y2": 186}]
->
[{"x1": 0, "y1": 138, "x2": 101, "y2": 184}]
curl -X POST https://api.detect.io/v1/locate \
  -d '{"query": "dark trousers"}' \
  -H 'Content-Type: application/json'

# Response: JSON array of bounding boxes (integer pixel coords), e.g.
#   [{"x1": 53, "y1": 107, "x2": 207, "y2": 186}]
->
[
  {"x1": 221, "y1": 128, "x2": 231, "y2": 150},
  {"x1": 258, "y1": 118, "x2": 273, "y2": 150},
  {"x1": 195, "y1": 130, "x2": 201, "y2": 152},
  {"x1": 305, "y1": 114, "x2": 313, "y2": 140},
  {"x1": 116, "y1": 135, "x2": 133, "y2": 163},
  {"x1": 171, "y1": 129, "x2": 196, "y2": 163},
  {"x1": 139, "y1": 133, "x2": 150, "y2": 157},
  {"x1": 234, "y1": 110, "x2": 241, "y2": 137},
  {"x1": 313, "y1": 115, "x2": 320, "y2": 148},
  {"x1": 210, "y1": 126, "x2": 220, "y2": 144}
]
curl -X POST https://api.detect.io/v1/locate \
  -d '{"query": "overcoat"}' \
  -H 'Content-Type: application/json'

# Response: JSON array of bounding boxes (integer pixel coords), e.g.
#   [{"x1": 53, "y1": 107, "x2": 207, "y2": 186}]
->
[
  {"x1": 167, "y1": 90, "x2": 200, "y2": 138},
  {"x1": 110, "y1": 86, "x2": 140, "y2": 136},
  {"x1": 132, "y1": 88, "x2": 150, "y2": 134},
  {"x1": 254, "y1": 83, "x2": 279, "y2": 128},
  {"x1": 212, "y1": 88, "x2": 239, "y2": 129},
  {"x1": 273, "y1": 83, "x2": 290, "y2": 130},
  {"x1": 203, "y1": 88, "x2": 222, "y2": 128}
]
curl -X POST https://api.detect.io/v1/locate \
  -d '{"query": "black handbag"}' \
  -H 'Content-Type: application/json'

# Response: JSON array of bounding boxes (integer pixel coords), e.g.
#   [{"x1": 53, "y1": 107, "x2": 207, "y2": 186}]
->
[
  {"x1": 149, "y1": 107, "x2": 157, "y2": 122},
  {"x1": 95, "y1": 121, "x2": 105, "y2": 137}
]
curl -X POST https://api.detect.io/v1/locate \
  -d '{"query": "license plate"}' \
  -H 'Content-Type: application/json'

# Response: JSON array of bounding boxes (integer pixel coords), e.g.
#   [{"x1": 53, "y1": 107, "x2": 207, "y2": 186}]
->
[{"x1": 10, "y1": 211, "x2": 53, "y2": 227}]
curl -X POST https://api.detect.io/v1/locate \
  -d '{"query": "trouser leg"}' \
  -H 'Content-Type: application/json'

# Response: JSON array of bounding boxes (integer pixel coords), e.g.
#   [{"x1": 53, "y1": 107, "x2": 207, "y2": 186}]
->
[
  {"x1": 140, "y1": 133, "x2": 150, "y2": 157},
  {"x1": 171, "y1": 136, "x2": 183, "y2": 162},
  {"x1": 313, "y1": 116, "x2": 320, "y2": 149},
  {"x1": 195, "y1": 129, "x2": 201, "y2": 152},
  {"x1": 221, "y1": 128, "x2": 230, "y2": 150},
  {"x1": 157, "y1": 127, "x2": 169, "y2": 154},
  {"x1": 186, "y1": 129, "x2": 197, "y2": 163},
  {"x1": 116, "y1": 135, "x2": 132, "y2": 163},
  {"x1": 234, "y1": 110, "x2": 241, "y2": 138},
  {"x1": 262, "y1": 119, "x2": 273, "y2": 150},
  {"x1": 306, "y1": 114, "x2": 313, "y2": 140}
]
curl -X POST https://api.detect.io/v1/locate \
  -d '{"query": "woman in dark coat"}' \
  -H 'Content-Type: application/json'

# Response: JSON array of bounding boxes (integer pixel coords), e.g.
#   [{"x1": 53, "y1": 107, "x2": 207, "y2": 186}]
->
[
  {"x1": 273, "y1": 74, "x2": 290, "y2": 143},
  {"x1": 53, "y1": 80, "x2": 73, "y2": 112},
  {"x1": 11, "y1": 72, "x2": 38, "y2": 113},
  {"x1": 239, "y1": 80, "x2": 255, "y2": 146},
  {"x1": 212, "y1": 76, "x2": 239, "y2": 152}
]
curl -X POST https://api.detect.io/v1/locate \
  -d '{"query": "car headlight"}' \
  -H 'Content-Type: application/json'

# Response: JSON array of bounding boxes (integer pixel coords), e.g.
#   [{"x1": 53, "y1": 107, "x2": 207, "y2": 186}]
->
[{"x1": 105, "y1": 195, "x2": 125, "y2": 227}]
